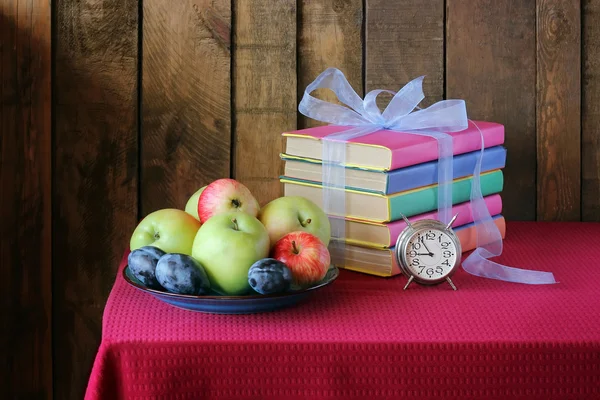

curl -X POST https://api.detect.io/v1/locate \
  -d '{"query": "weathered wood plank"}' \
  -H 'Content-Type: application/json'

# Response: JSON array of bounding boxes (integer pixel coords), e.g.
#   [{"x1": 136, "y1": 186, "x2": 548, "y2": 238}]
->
[
  {"x1": 0, "y1": 1, "x2": 52, "y2": 398},
  {"x1": 536, "y1": 0, "x2": 581, "y2": 221},
  {"x1": 142, "y1": 0, "x2": 231, "y2": 215},
  {"x1": 582, "y1": 0, "x2": 600, "y2": 221},
  {"x1": 447, "y1": 0, "x2": 537, "y2": 221},
  {"x1": 53, "y1": 0, "x2": 138, "y2": 398},
  {"x1": 233, "y1": 0, "x2": 297, "y2": 206},
  {"x1": 366, "y1": 0, "x2": 444, "y2": 105},
  {"x1": 297, "y1": 0, "x2": 363, "y2": 128}
]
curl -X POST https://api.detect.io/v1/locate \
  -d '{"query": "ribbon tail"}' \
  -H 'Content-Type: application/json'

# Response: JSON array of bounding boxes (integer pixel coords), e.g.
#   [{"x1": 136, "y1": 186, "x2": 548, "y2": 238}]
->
[
  {"x1": 461, "y1": 121, "x2": 557, "y2": 284},
  {"x1": 435, "y1": 134, "x2": 453, "y2": 225},
  {"x1": 322, "y1": 126, "x2": 380, "y2": 266}
]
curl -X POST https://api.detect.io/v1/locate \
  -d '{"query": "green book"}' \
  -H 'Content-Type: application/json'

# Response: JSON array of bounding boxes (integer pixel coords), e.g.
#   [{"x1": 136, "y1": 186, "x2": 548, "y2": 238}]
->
[{"x1": 281, "y1": 170, "x2": 504, "y2": 223}]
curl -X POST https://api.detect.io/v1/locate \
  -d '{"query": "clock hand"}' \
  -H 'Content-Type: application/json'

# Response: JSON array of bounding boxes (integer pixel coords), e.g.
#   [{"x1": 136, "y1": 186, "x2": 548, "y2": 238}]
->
[
  {"x1": 420, "y1": 237, "x2": 433, "y2": 255},
  {"x1": 416, "y1": 253, "x2": 434, "y2": 256}
]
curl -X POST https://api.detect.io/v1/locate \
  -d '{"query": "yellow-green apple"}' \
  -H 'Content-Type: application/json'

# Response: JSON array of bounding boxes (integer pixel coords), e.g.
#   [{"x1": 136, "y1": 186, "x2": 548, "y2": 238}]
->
[
  {"x1": 259, "y1": 196, "x2": 330, "y2": 248},
  {"x1": 130, "y1": 209, "x2": 201, "y2": 255},
  {"x1": 198, "y1": 178, "x2": 260, "y2": 224},
  {"x1": 192, "y1": 211, "x2": 269, "y2": 295},
  {"x1": 271, "y1": 231, "x2": 330, "y2": 286},
  {"x1": 184, "y1": 185, "x2": 206, "y2": 220}
]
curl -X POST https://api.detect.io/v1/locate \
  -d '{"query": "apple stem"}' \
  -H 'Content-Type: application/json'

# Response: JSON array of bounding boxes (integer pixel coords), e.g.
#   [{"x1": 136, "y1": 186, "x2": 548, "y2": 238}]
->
[
  {"x1": 154, "y1": 232, "x2": 160, "y2": 240},
  {"x1": 231, "y1": 218, "x2": 239, "y2": 231},
  {"x1": 300, "y1": 218, "x2": 311, "y2": 227},
  {"x1": 231, "y1": 199, "x2": 241, "y2": 208},
  {"x1": 292, "y1": 240, "x2": 299, "y2": 254}
]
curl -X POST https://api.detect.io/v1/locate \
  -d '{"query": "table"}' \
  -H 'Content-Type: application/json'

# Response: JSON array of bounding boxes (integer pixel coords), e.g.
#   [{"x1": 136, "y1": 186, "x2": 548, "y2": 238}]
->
[{"x1": 85, "y1": 222, "x2": 600, "y2": 399}]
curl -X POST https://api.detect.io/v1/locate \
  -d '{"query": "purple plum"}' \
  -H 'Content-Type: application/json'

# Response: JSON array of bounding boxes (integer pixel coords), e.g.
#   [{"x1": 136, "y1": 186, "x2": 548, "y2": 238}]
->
[
  {"x1": 127, "y1": 246, "x2": 166, "y2": 289},
  {"x1": 155, "y1": 254, "x2": 211, "y2": 295},
  {"x1": 248, "y1": 258, "x2": 293, "y2": 295}
]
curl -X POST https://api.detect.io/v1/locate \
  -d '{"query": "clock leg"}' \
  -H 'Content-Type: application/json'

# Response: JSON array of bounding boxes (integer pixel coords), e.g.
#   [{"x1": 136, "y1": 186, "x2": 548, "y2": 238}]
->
[
  {"x1": 445, "y1": 213, "x2": 459, "y2": 230},
  {"x1": 446, "y1": 277, "x2": 457, "y2": 291},
  {"x1": 403, "y1": 275, "x2": 414, "y2": 290}
]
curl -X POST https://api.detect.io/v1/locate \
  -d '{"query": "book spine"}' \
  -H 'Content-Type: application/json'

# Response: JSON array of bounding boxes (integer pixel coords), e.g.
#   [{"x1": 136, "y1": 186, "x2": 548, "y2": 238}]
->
[
  {"x1": 386, "y1": 146, "x2": 506, "y2": 194},
  {"x1": 389, "y1": 124, "x2": 505, "y2": 170},
  {"x1": 388, "y1": 170, "x2": 504, "y2": 222},
  {"x1": 386, "y1": 194, "x2": 502, "y2": 246}
]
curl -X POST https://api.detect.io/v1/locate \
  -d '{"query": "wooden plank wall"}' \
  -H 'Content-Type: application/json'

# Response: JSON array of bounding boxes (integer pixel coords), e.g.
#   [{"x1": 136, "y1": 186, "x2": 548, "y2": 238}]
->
[
  {"x1": 142, "y1": 0, "x2": 231, "y2": 214},
  {"x1": 53, "y1": 1, "x2": 139, "y2": 399},
  {"x1": 447, "y1": 0, "x2": 538, "y2": 221},
  {"x1": 234, "y1": 0, "x2": 297, "y2": 206},
  {"x1": 1, "y1": 1, "x2": 52, "y2": 398},
  {"x1": 1, "y1": 0, "x2": 599, "y2": 398}
]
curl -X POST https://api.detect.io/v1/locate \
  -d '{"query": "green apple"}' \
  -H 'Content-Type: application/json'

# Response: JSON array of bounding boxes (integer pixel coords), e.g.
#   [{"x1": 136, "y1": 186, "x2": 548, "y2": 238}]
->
[
  {"x1": 184, "y1": 186, "x2": 206, "y2": 220},
  {"x1": 130, "y1": 208, "x2": 201, "y2": 255},
  {"x1": 258, "y1": 196, "x2": 331, "y2": 248},
  {"x1": 192, "y1": 212, "x2": 269, "y2": 295}
]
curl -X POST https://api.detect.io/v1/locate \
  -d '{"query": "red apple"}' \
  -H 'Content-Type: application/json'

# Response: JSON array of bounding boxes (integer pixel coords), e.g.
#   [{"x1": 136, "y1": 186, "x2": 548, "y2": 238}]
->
[
  {"x1": 198, "y1": 178, "x2": 260, "y2": 224},
  {"x1": 271, "y1": 231, "x2": 330, "y2": 286}
]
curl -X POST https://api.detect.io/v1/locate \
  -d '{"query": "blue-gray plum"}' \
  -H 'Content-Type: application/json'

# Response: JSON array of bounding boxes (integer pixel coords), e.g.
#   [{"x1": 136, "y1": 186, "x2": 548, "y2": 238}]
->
[
  {"x1": 127, "y1": 246, "x2": 166, "y2": 289},
  {"x1": 155, "y1": 254, "x2": 211, "y2": 295},
  {"x1": 247, "y1": 258, "x2": 293, "y2": 295}
]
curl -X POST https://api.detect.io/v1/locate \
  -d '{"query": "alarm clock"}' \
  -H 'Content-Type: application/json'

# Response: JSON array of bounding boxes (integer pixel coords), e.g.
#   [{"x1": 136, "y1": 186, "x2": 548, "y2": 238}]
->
[{"x1": 394, "y1": 213, "x2": 462, "y2": 290}]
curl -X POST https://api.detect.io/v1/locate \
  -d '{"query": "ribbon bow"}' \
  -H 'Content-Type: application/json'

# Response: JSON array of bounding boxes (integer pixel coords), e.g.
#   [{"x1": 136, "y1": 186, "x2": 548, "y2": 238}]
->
[
  {"x1": 300, "y1": 68, "x2": 468, "y2": 132},
  {"x1": 298, "y1": 67, "x2": 556, "y2": 285}
]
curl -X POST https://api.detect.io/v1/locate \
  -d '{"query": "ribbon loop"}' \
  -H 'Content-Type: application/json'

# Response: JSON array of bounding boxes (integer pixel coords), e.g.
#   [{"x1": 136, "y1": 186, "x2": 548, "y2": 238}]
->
[
  {"x1": 299, "y1": 68, "x2": 370, "y2": 126},
  {"x1": 362, "y1": 89, "x2": 396, "y2": 126},
  {"x1": 381, "y1": 76, "x2": 426, "y2": 124},
  {"x1": 390, "y1": 100, "x2": 469, "y2": 132}
]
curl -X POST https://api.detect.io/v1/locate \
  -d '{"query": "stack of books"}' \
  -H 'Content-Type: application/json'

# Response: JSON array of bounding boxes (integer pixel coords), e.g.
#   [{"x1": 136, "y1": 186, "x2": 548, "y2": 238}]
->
[{"x1": 279, "y1": 121, "x2": 507, "y2": 277}]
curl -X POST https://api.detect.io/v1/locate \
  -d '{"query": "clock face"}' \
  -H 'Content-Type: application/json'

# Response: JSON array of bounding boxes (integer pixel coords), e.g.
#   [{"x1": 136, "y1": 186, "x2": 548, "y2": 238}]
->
[{"x1": 404, "y1": 228, "x2": 458, "y2": 281}]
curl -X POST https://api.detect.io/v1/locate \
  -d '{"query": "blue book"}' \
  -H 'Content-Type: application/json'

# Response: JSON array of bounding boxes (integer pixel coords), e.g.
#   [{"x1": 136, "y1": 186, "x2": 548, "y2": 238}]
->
[{"x1": 281, "y1": 146, "x2": 506, "y2": 195}]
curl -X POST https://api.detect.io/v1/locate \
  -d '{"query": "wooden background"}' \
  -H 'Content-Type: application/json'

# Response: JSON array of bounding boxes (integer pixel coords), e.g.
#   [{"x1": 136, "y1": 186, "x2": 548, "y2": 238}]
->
[{"x1": 1, "y1": 0, "x2": 599, "y2": 398}]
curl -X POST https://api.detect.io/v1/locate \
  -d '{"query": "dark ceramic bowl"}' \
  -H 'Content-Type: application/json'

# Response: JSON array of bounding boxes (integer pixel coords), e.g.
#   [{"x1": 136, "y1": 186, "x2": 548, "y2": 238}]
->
[{"x1": 122, "y1": 264, "x2": 339, "y2": 314}]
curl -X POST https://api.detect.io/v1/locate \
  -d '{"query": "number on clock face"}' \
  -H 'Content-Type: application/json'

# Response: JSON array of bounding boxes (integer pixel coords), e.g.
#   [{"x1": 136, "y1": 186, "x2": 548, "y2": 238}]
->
[{"x1": 405, "y1": 229, "x2": 457, "y2": 280}]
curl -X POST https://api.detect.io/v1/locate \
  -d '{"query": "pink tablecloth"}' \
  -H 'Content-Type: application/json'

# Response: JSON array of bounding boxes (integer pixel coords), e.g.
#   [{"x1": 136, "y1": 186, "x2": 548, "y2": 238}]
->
[{"x1": 85, "y1": 222, "x2": 600, "y2": 399}]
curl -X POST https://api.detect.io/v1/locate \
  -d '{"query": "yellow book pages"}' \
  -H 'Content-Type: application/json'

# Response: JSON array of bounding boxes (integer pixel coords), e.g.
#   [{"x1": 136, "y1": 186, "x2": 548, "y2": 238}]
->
[
  {"x1": 283, "y1": 134, "x2": 392, "y2": 170},
  {"x1": 283, "y1": 157, "x2": 388, "y2": 193},
  {"x1": 282, "y1": 179, "x2": 390, "y2": 221}
]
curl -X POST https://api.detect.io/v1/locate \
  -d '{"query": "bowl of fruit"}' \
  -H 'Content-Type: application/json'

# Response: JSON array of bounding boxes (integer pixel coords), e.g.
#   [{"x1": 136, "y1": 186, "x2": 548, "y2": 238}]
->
[{"x1": 123, "y1": 178, "x2": 339, "y2": 314}]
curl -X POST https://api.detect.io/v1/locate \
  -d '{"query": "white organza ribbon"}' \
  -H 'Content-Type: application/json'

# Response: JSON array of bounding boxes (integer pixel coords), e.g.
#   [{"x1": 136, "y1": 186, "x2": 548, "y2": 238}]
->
[{"x1": 298, "y1": 68, "x2": 556, "y2": 285}]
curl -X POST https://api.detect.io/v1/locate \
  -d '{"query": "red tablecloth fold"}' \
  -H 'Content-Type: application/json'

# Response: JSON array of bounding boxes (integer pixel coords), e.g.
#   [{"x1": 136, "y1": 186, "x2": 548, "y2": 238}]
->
[{"x1": 85, "y1": 222, "x2": 600, "y2": 399}]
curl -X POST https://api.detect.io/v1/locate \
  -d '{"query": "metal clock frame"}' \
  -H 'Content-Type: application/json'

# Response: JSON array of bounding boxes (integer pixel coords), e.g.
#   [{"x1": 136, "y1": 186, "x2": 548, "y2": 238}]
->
[{"x1": 394, "y1": 214, "x2": 462, "y2": 290}]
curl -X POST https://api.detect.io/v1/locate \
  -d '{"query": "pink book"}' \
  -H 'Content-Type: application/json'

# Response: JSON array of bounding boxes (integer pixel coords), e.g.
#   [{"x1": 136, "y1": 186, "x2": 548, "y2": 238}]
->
[
  {"x1": 331, "y1": 194, "x2": 503, "y2": 248},
  {"x1": 283, "y1": 120, "x2": 505, "y2": 171}
]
